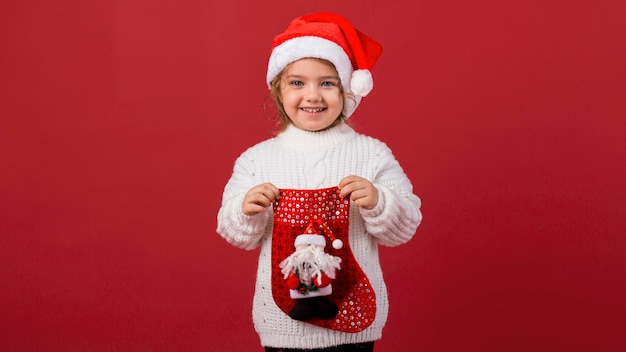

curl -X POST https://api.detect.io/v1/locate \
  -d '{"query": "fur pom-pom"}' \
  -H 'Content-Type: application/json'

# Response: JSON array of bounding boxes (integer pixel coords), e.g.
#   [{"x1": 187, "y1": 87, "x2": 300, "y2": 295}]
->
[{"x1": 350, "y1": 69, "x2": 374, "y2": 97}]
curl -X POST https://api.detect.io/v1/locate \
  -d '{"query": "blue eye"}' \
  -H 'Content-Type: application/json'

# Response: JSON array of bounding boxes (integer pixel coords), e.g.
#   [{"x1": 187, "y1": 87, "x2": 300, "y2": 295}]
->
[{"x1": 290, "y1": 80, "x2": 304, "y2": 86}]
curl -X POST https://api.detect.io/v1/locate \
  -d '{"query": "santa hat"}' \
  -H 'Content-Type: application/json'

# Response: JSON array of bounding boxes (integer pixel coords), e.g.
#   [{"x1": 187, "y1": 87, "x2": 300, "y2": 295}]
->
[
  {"x1": 294, "y1": 221, "x2": 344, "y2": 250},
  {"x1": 266, "y1": 12, "x2": 383, "y2": 117}
]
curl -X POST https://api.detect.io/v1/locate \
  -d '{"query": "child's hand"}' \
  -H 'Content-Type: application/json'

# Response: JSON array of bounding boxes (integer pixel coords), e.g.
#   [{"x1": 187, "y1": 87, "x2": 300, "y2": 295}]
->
[
  {"x1": 338, "y1": 176, "x2": 379, "y2": 210},
  {"x1": 242, "y1": 183, "x2": 281, "y2": 216}
]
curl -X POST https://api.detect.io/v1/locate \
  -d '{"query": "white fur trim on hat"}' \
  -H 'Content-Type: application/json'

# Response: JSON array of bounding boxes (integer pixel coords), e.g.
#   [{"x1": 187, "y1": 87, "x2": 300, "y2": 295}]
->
[
  {"x1": 294, "y1": 234, "x2": 327, "y2": 247},
  {"x1": 267, "y1": 36, "x2": 353, "y2": 92}
]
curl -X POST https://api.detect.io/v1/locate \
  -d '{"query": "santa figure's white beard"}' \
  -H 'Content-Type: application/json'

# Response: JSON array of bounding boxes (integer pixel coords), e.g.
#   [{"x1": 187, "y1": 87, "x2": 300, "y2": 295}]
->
[{"x1": 280, "y1": 245, "x2": 342, "y2": 286}]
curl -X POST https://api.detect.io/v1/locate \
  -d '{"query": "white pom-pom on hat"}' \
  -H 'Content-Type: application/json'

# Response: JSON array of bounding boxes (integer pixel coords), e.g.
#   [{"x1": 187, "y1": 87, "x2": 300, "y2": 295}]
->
[
  {"x1": 331, "y1": 238, "x2": 344, "y2": 250},
  {"x1": 350, "y1": 69, "x2": 374, "y2": 97}
]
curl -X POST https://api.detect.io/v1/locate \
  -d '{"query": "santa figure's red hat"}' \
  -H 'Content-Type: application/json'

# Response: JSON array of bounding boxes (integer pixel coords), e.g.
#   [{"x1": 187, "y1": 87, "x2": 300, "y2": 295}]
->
[
  {"x1": 294, "y1": 221, "x2": 344, "y2": 250},
  {"x1": 266, "y1": 12, "x2": 383, "y2": 117}
]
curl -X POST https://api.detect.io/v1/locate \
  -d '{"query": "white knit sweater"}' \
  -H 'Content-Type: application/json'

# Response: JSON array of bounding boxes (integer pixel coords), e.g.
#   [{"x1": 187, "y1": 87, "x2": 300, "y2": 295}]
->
[{"x1": 217, "y1": 122, "x2": 422, "y2": 349}]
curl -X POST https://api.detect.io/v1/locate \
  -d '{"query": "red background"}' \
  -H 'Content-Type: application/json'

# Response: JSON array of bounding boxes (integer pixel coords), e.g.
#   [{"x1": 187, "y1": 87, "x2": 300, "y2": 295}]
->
[{"x1": 1, "y1": 1, "x2": 625, "y2": 351}]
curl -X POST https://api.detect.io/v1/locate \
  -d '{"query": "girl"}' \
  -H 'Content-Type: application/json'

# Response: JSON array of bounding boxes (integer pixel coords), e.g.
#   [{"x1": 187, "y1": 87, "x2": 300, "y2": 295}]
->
[{"x1": 217, "y1": 12, "x2": 422, "y2": 352}]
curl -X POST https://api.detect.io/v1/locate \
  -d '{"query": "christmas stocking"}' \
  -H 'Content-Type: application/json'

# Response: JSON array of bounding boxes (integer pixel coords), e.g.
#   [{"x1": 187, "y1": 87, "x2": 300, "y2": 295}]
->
[{"x1": 271, "y1": 187, "x2": 376, "y2": 332}]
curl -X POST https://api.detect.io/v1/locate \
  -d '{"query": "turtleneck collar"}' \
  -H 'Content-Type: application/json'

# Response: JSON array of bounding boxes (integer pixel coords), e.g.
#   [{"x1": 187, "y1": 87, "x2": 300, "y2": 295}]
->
[{"x1": 275, "y1": 122, "x2": 356, "y2": 151}]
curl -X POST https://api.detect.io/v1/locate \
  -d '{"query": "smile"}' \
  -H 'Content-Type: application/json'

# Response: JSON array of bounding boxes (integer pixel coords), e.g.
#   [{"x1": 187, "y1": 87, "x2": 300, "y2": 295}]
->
[{"x1": 301, "y1": 107, "x2": 326, "y2": 113}]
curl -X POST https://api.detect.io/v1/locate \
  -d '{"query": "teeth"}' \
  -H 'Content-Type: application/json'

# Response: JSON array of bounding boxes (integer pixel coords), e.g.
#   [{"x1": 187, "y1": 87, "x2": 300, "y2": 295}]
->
[{"x1": 302, "y1": 107, "x2": 324, "y2": 113}]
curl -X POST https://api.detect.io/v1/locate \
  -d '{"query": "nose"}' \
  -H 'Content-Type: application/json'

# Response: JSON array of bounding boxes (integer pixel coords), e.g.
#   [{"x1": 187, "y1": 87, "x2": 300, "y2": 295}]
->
[{"x1": 306, "y1": 86, "x2": 322, "y2": 102}]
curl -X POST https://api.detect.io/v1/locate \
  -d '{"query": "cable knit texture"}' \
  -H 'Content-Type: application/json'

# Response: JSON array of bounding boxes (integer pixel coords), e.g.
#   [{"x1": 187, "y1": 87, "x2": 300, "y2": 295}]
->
[{"x1": 217, "y1": 122, "x2": 422, "y2": 349}]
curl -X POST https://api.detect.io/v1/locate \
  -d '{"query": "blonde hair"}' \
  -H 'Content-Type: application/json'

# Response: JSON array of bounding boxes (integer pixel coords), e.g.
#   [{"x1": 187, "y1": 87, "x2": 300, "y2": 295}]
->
[{"x1": 268, "y1": 58, "x2": 354, "y2": 134}]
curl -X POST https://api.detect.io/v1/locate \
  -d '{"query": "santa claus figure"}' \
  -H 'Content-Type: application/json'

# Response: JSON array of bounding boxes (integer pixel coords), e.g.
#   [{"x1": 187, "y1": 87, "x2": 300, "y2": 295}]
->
[{"x1": 279, "y1": 221, "x2": 343, "y2": 321}]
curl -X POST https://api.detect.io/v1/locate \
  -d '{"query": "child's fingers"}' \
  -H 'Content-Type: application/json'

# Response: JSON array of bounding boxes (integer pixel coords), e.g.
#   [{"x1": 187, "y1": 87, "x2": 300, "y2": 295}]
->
[
  {"x1": 338, "y1": 175, "x2": 362, "y2": 198},
  {"x1": 258, "y1": 183, "x2": 281, "y2": 202}
]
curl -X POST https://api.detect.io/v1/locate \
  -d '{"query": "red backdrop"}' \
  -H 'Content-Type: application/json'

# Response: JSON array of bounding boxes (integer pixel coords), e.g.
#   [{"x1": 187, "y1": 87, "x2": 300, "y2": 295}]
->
[{"x1": 1, "y1": 1, "x2": 625, "y2": 351}]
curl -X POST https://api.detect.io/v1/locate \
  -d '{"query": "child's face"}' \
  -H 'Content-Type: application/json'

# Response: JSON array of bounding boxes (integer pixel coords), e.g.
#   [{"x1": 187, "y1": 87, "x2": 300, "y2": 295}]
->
[{"x1": 279, "y1": 58, "x2": 344, "y2": 132}]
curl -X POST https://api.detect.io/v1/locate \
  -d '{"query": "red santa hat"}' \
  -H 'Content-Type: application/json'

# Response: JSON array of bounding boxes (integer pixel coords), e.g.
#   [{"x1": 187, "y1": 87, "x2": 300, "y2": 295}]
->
[
  {"x1": 266, "y1": 12, "x2": 383, "y2": 117},
  {"x1": 294, "y1": 221, "x2": 344, "y2": 250}
]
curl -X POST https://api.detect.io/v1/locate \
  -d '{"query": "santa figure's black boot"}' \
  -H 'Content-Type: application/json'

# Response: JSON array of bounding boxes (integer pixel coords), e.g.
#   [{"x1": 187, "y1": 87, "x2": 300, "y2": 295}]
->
[
  {"x1": 289, "y1": 300, "x2": 314, "y2": 321},
  {"x1": 312, "y1": 297, "x2": 338, "y2": 319}
]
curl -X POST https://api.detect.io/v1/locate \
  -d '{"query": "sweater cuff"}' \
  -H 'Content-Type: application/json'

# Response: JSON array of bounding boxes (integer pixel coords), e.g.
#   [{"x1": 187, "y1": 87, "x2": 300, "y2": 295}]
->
[{"x1": 238, "y1": 207, "x2": 270, "y2": 232}]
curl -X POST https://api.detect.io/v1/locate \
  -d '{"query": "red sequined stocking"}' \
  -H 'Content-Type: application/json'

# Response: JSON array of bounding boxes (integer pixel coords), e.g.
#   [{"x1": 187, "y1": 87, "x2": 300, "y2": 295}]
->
[{"x1": 271, "y1": 187, "x2": 376, "y2": 332}]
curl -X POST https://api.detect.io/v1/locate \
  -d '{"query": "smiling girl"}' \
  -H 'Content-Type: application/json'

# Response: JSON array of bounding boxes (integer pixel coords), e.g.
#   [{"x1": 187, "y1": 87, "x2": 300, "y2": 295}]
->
[{"x1": 217, "y1": 12, "x2": 422, "y2": 352}]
